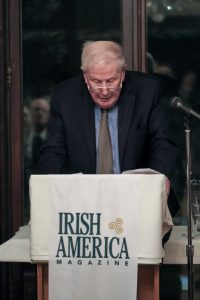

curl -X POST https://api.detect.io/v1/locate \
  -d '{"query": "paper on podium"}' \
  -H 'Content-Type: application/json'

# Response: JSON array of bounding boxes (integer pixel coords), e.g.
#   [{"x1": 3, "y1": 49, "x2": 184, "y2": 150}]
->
[
  {"x1": 30, "y1": 173, "x2": 172, "y2": 264},
  {"x1": 122, "y1": 168, "x2": 160, "y2": 174}
]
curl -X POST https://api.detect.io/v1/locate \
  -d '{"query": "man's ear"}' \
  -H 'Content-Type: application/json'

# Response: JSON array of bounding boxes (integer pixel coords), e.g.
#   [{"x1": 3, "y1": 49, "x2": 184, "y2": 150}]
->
[
  {"x1": 82, "y1": 70, "x2": 87, "y2": 83},
  {"x1": 122, "y1": 68, "x2": 126, "y2": 82}
]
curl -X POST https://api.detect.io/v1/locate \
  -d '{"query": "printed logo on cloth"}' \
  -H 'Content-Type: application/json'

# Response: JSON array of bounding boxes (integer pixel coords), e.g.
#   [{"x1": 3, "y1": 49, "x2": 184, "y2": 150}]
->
[
  {"x1": 109, "y1": 218, "x2": 123, "y2": 234},
  {"x1": 55, "y1": 213, "x2": 131, "y2": 267}
]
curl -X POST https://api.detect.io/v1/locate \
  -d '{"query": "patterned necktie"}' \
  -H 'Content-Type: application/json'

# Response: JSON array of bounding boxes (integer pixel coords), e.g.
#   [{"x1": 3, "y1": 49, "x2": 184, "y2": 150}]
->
[{"x1": 97, "y1": 109, "x2": 113, "y2": 174}]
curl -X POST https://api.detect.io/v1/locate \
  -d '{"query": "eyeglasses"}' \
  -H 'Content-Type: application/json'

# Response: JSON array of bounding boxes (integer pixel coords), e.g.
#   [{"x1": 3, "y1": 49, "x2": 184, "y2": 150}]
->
[{"x1": 86, "y1": 81, "x2": 123, "y2": 93}]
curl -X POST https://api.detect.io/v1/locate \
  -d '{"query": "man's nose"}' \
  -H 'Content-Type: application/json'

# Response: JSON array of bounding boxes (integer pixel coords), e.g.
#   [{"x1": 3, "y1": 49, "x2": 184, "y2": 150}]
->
[
  {"x1": 101, "y1": 87, "x2": 109, "y2": 95},
  {"x1": 100, "y1": 82, "x2": 109, "y2": 94}
]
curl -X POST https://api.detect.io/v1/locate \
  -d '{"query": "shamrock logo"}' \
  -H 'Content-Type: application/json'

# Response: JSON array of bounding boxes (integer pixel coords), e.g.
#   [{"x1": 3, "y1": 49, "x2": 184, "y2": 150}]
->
[{"x1": 109, "y1": 218, "x2": 123, "y2": 234}]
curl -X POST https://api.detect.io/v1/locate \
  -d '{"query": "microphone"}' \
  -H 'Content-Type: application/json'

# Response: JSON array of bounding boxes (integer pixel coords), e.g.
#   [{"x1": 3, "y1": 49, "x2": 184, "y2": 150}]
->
[{"x1": 170, "y1": 96, "x2": 200, "y2": 120}]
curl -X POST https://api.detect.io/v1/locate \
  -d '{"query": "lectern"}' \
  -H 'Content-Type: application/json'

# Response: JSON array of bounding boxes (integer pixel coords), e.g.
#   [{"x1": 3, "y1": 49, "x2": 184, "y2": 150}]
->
[{"x1": 29, "y1": 173, "x2": 171, "y2": 300}]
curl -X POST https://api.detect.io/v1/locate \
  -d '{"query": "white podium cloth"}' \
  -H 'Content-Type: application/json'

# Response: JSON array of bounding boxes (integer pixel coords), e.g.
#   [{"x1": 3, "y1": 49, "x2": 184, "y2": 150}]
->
[
  {"x1": 48, "y1": 174, "x2": 140, "y2": 300},
  {"x1": 30, "y1": 174, "x2": 170, "y2": 264}
]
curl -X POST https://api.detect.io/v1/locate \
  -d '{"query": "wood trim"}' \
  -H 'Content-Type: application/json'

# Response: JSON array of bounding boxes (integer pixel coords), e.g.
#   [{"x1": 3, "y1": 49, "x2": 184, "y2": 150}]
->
[
  {"x1": 0, "y1": 3, "x2": 10, "y2": 300},
  {"x1": 133, "y1": 0, "x2": 147, "y2": 72},
  {"x1": 154, "y1": 265, "x2": 160, "y2": 298},
  {"x1": 0, "y1": 1, "x2": 23, "y2": 299},
  {"x1": 0, "y1": 0, "x2": 23, "y2": 239},
  {"x1": 8, "y1": 0, "x2": 23, "y2": 233},
  {"x1": 37, "y1": 264, "x2": 48, "y2": 300},
  {"x1": 122, "y1": 0, "x2": 134, "y2": 69},
  {"x1": 0, "y1": 0, "x2": 9, "y2": 245},
  {"x1": 137, "y1": 265, "x2": 160, "y2": 300},
  {"x1": 122, "y1": 0, "x2": 147, "y2": 72}
]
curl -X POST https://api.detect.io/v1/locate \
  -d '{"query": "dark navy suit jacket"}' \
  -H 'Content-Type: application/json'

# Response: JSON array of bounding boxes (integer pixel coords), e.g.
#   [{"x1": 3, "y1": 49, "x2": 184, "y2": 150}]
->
[{"x1": 37, "y1": 71, "x2": 179, "y2": 216}]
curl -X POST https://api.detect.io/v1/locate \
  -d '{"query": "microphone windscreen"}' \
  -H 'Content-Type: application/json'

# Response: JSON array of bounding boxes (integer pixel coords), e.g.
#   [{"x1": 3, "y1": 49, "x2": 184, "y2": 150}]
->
[{"x1": 170, "y1": 96, "x2": 182, "y2": 109}]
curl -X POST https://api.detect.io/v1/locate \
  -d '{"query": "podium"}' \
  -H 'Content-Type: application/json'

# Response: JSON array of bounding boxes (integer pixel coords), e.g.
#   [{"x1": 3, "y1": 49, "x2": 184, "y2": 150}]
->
[
  {"x1": 29, "y1": 173, "x2": 171, "y2": 300},
  {"x1": 0, "y1": 173, "x2": 171, "y2": 300}
]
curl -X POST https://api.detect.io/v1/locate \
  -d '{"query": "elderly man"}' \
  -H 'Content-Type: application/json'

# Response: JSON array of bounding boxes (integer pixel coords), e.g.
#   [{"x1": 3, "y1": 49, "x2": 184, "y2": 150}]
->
[{"x1": 37, "y1": 41, "x2": 178, "y2": 217}]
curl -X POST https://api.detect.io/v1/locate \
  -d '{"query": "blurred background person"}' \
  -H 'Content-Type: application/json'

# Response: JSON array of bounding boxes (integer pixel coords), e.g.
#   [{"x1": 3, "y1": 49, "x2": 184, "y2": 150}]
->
[
  {"x1": 25, "y1": 98, "x2": 50, "y2": 169},
  {"x1": 23, "y1": 98, "x2": 50, "y2": 221}
]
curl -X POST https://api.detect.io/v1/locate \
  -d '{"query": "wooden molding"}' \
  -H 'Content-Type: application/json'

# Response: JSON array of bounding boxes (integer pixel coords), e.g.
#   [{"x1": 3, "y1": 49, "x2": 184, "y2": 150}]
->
[
  {"x1": 133, "y1": 0, "x2": 147, "y2": 72},
  {"x1": 122, "y1": 0, "x2": 147, "y2": 72},
  {"x1": 8, "y1": 0, "x2": 23, "y2": 233}
]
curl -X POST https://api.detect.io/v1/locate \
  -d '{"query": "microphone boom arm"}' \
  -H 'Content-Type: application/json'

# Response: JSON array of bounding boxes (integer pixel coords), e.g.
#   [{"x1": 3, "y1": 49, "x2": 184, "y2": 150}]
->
[{"x1": 170, "y1": 96, "x2": 200, "y2": 121}]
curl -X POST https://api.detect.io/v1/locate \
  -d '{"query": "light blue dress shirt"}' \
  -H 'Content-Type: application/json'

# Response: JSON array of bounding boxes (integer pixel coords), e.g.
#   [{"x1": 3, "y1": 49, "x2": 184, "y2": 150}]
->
[{"x1": 95, "y1": 105, "x2": 121, "y2": 174}]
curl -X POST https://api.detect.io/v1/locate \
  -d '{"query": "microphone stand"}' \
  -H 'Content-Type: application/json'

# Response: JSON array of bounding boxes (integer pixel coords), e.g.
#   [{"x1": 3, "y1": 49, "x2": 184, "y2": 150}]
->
[{"x1": 184, "y1": 116, "x2": 194, "y2": 300}]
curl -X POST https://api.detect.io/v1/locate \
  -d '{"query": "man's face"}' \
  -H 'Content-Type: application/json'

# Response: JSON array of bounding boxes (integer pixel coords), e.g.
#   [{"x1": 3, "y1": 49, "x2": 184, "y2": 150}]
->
[{"x1": 83, "y1": 62, "x2": 125, "y2": 109}]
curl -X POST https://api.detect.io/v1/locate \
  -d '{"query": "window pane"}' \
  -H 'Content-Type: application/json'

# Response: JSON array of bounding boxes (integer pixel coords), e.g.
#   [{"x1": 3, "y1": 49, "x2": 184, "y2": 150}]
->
[
  {"x1": 22, "y1": 0, "x2": 122, "y2": 222},
  {"x1": 147, "y1": 1, "x2": 200, "y2": 298}
]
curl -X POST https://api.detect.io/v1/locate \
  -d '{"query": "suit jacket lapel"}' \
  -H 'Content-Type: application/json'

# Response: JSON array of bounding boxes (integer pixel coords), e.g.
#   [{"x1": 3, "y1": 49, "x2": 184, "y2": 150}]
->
[
  {"x1": 118, "y1": 84, "x2": 136, "y2": 169},
  {"x1": 80, "y1": 87, "x2": 96, "y2": 169}
]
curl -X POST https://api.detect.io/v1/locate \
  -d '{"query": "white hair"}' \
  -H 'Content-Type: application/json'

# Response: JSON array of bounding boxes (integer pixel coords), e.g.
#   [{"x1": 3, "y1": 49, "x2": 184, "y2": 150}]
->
[{"x1": 81, "y1": 41, "x2": 126, "y2": 71}]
